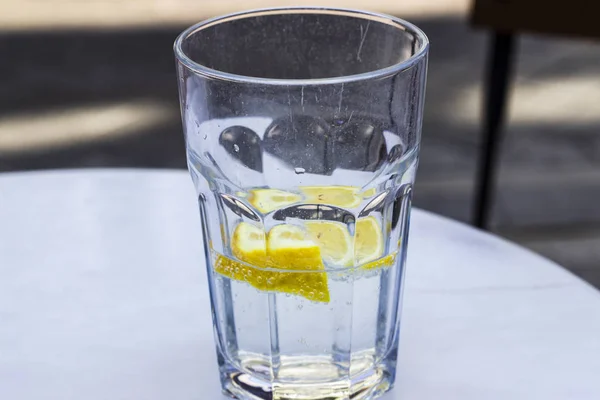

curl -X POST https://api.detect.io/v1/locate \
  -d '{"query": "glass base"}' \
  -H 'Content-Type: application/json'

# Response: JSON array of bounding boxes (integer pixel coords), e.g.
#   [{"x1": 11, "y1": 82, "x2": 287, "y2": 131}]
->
[{"x1": 218, "y1": 352, "x2": 396, "y2": 400}]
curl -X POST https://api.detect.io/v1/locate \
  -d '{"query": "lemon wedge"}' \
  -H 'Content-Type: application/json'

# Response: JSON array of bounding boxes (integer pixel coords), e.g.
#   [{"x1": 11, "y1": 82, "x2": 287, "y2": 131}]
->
[
  {"x1": 300, "y1": 186, "x2": 361, "y2": 208},
  {"x1": 214, "y1": 222, "x2": 330, "y2": 303},
  {"x1": 248, "y1": 189, "x2": 302, "y2": 214},
  {"x1": 267, "y1": 224, "x2": 324, "y2": 269},
  {"x1": 231, "y1": 221, "x2": 266, "y2": 265},
  {"x1": 360, "y1": 187, "x2": 377, "y2": 199},
  {"x1": 355, "y1": 216, "x2": 384, "y2": 264},
  {"x1": 214, "y1": 216, "x2": 396, "y2": 302},
  {"x1": 362, "y1": 252, "x2": 397, "y2": 271},
  {"x1": 305, "y1": 216, "x2": 396, "y2": 270},
  {"x1": 305, "y1": 221, "x2": 354, "y2": 267}
]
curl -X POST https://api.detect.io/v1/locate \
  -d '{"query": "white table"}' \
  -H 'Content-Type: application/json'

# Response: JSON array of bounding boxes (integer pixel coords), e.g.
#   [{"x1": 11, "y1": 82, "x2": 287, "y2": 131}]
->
[{"x1": 1, "y1": 169, "x2": 599, "y2": 400}]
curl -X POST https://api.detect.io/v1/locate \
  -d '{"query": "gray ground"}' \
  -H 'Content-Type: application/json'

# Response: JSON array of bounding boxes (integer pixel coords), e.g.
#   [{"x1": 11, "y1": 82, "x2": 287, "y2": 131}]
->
[{"x1": 1, "y1": 15, "x2": 599, "y2": 288}]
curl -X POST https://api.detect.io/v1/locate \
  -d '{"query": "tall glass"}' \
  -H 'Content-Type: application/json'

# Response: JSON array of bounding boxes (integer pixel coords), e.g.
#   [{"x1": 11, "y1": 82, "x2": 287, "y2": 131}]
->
[{"x1": 174, "y1": 8, "x2": 428, "y2": 400}]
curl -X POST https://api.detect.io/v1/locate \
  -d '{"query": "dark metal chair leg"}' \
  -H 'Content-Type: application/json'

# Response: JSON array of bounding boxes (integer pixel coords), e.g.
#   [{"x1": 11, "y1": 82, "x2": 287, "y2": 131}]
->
[{"x1": 473, "y1": 31, "x2": 516, "y2": 229}]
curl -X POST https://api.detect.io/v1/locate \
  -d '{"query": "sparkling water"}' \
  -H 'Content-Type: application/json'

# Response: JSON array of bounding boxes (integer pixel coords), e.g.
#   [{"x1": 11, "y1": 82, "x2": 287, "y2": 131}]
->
[
  {"x1": 190, "y1": 118, "x2": 418, "y2": 399},
  {"x1": 210, "y1": 253, "x2": 401, "y2": 400},
  {"x1": 175, "y1": 7, "x2": 428, "y2": 398}
]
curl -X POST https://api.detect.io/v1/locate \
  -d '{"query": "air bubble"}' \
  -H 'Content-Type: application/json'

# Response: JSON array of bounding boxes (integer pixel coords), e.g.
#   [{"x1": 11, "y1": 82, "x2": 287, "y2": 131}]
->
[{"x1": 294, "y1": 167, "x2": 306, "y2": 174}]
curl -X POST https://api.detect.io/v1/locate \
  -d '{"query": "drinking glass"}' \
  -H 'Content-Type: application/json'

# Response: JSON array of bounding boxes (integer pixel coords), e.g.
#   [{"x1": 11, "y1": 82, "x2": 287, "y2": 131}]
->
[{"x1": 174, "y1": 7, "x2": 428, "y2": 400}]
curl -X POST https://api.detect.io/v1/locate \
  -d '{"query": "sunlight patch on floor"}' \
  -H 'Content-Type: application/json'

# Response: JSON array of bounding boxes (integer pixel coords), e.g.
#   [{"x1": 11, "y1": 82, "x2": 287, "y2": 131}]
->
[
  {"x1": 453, "y1": 74, "x2": 600, "y2": 129},
  {"x1": 0, "y1": 100, "x2": 176, "y2": 154},
  {"x1": 0, "y1": 0, "x2": 468, "y2": 32}
]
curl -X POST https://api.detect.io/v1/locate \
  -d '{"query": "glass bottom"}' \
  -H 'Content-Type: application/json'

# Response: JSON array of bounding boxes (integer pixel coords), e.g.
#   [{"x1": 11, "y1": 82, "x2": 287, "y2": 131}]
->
[{"x1": 218, "y1": 351, "x2": 396, "y2": 400}]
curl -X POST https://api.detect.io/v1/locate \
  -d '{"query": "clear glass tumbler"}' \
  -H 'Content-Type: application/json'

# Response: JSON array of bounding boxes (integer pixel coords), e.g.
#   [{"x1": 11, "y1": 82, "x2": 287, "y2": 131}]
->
[{"x1": 174, "y1": 8, "x2": 428, "y2": 400}]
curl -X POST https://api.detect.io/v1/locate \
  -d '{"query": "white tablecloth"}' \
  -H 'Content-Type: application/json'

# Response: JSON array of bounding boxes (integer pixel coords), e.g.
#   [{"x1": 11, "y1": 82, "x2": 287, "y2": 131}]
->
[{"x1": 1, "y1": 169, "x2": 599, "y2": 399}]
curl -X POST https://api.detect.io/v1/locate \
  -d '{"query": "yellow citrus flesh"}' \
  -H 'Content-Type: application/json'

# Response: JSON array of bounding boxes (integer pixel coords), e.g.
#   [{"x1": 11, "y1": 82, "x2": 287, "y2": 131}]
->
[
  {"x1": 300, "y1": 186, "x2": 361, "y2": 208},
  {"x1": 306, "y1": 217, "x2": 396, "y2": 270},
  {"x1": 360, "y1": 187, "x2": 377, "y2": 198},
  {"x1": 266, "y1": 224, "x2": 323, "y2": 270},
  {"x1": 362, "y1": 252, "x2": 397, "y2": 270},
  {"x1": 214, "y1": 215, "x2": 396, "y2": 302},
  {"x1": 305, "y1": 221, "x2": 354, "y2": 267},
  {"x1": 231, "y1": 221, "x2": 266, "y2": 265},
  {"x1": 355, "y1": 216, "x2": 384, "y2": 264},
  {"x1": 214, "y1": 222, "x2": 330, "y2": 303},
  {"x1": 248, "y1": 189, "x2": 302, "y2": 214},
  {"x1": 356, "y1": 217, "x2": 397, "y2": 269}
]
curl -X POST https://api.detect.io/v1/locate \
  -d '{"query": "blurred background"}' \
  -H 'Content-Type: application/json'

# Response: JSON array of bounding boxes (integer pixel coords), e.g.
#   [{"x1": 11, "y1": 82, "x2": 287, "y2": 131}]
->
[{"x1": 1, "y1": 0, "x2": 599, "y2": 287}]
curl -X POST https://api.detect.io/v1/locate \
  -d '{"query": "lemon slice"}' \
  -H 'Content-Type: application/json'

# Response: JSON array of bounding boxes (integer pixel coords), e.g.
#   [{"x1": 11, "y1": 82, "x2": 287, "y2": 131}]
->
[
  {"x1": 305, "y1": 221, "x2": 354, "y2": 267},
  {"x1": 360, "y1": 187, "x2": 377, "y2": 199},
  {"x1": 355, "y1": 216, "x2": 384, "y2": 264},
  {"x1": 266, "y1": 225, "x2": 330, "y2": 302},
  {"x1": 362, "y1": 252, "x2": 397, "y2": 271},
  {"x1": 248, "y1": 189, "x2": 302, "y2": 214},
  {"x1": 305, "y1": 217, "x2": 395, "y2": 270},
  {"x1": 231, "y1": 221, "x2": 267, "y2": 265},
  {"x1": 267, "y1": 224, "x2": 322, "y2": 267},
  {"x1": 215, "y1": 222, "x2": 330, "y2": 303},
  {"x1": 356, "y1": 216, "x2": 397, "y2": 270},
  {"x1": 300, "y1": 186, "x2": 361, "y2": 208}
]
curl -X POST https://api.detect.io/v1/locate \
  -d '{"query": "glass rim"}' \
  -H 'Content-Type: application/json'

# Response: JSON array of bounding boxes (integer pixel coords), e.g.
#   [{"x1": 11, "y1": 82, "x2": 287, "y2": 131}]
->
[{"x1": 174, "y1": 6, "x2": 429, "y2": 86}]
